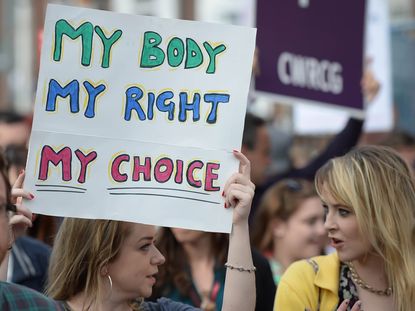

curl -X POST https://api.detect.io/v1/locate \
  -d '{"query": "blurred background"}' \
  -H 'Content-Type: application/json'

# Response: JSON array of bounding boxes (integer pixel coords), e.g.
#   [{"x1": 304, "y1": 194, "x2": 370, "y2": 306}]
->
[
  {"x1": 0, "y1": 0, "x2": 414, "y2": 164},
  {"x1": 1, "y1": 1, "x2": 414, "y2": 298}
]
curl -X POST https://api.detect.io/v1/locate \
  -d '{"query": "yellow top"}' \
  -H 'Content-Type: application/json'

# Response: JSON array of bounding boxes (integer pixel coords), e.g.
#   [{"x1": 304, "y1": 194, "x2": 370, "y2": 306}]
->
[{"x1": 274, "y1": 252, "x2": 340, "y2": 311}]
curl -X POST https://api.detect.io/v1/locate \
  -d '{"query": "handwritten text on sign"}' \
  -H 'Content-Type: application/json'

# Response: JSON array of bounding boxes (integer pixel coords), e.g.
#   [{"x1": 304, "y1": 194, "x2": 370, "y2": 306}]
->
[{"x1": 25, "y1": 4, "x2": 256, "y2": 232}]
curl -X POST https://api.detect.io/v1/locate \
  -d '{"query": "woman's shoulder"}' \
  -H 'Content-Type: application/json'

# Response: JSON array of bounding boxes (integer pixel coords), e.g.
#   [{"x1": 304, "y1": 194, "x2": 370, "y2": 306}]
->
[
  {"x1": 280, "y1": 253, "x2": 339, "y2": 287},
  {"x1": 142, "y1": 297, "x2": 202, "y2": 311},
  {"x1": 275, "y1": 253, "x2": 340, "y2": 310}
]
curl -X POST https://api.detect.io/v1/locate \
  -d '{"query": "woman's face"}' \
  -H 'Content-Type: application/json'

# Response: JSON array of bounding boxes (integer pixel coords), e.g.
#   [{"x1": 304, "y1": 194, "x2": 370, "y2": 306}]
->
[
  {"x1": 107, "y1": 223, "x2": 165, "y2": 299},
  {"x1": 321, "y1": 188, "x2": 372, "y2": 262},
  {"x1": 0, "y1": 176, "x2": 9, "y2": 262},
  {"x1": 277, "y1": 196, "x2": 326, "y2": 260}
]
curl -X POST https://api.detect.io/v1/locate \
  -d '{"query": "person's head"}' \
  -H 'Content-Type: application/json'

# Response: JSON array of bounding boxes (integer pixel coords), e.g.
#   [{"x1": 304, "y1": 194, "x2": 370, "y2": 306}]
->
[
  {"x1": 47, "y1": 219, "x2": 165, "y2": 309},
  {"x1": 252, "y1": 178, "x2": 325, "y2": 263},
  {"x1": 153, "y1": 227, "x2": 227, "y2": 298},
  {"x1": 380, "y1": 130, "x2": 415, "y2": 173},
  {"x1": 0, "y1": 151, "x2": 15, "y2": 262},
  {"x1": 315, "y1": 145, "x2": 415, "y2": 310},
  {"x1": 0, "y1": 111, "x2": 31, "y2": 148},
  {"x1": 4, "y1": 144, "x2": 28, "y2": 184},
  {"x1": 242, "y1": 113, "x2": 271, "y2": 186}
]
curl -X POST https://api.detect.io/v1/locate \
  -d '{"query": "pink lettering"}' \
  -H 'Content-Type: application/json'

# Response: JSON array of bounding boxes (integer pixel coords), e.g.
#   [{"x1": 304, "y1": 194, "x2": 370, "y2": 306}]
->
[
  {"x1": 38, "y1": 146, "x2": 72, "y2": 181},
  {"x1": 132, "y1": 156, "x2": 151, "y2": 181},
  {"x1": 205, "y1": 162, "x2": 220, "y2": 191},
  {"x1": 74, "y1": 149, "x2": 97, "y2": 183},
  {"x1": 186, "y1": 160, "x2": 203, "y2": 188},
  {"x1": 175, "y1": 159, "x2": 183, "y2": 184},
  {"x1": 154, "y1": 158, "x2": 174, "y2": 183},
  {"x1": 111, "y1": 154, "x2": 130, "y2": 182}
]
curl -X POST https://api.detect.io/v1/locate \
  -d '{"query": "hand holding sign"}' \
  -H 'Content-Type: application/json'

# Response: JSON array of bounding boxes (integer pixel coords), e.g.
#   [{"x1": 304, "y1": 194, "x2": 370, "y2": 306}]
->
[
  {"x1": 25, "y1": 4, "x2": 256, "y2": 233},
  {"x1": 9, "y1": 171, "x2": 34, "y2": 243},
  {"x1": 223, "y1": 150, "x2": 255, "y2": 225}
]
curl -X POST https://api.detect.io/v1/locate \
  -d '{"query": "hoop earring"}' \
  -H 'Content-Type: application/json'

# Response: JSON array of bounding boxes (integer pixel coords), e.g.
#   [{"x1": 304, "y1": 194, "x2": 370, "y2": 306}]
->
[{"x1": 107, "y1": 274, "x2": 113, "y2": 297}]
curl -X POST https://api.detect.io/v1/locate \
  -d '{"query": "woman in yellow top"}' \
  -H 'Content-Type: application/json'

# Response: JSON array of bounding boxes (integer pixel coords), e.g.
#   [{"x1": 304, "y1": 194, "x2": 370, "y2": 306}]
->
[{"x1": 274, "y1": 145, "x2": 415, "y2": 311}]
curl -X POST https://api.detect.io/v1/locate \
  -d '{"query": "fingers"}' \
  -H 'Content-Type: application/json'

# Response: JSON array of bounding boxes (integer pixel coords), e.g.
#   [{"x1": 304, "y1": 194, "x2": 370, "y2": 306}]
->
[
  {"x1": 223, "y1": 150, "x2": 254, "y2": 195},
  {"x1": 11, "y1": 189, "x2": 34, "y2": 201},
  {"x1": 336, "y1": 299, "x2": 350, "y2": 311},
  {"x1": 221, "y1": 151, "x2": 254, "y2": 220},
  {"x1": 361, "y1": 68, "x2": 380, "y2": 103},
  {"x1": 336, "y1": 300, "x2": 361, "y2": 311},
  {"x1": 9, "y1": 214, "x2": 32, "y2": 228},
  {"x1": 11, "y1": 170, "x2": 34, "y2": 202},
  {"x1": 233, "y1": 150, "x2": 251, "y2": 178},
  {"x1": 15, "y1": 204, "x2": 32, "y2": 221},
  {"x1": 223, "y1": 172, "x2": 254, "y2": 191},
  {"x1": 9, "y1": 170, "x2": 34, "y2": 238},
  {"x1": 350, "y1": 301, "x2": 362, "y2": 311},
  {"x1": 9, "y1": 204, "x2": 33, "y2": 230},
  {"x1": 12, "y1": 170, "x2": 25, "y2": 190},
  {"x1": 8, "y1": 206, "x2": 33, "y2": 242},
  {"x1": 224, "y1": 183, "x2": 254, "y2": 208}
]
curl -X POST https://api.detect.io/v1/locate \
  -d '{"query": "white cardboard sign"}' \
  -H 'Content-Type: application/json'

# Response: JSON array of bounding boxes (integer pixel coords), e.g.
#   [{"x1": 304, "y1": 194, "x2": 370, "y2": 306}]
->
[{"x1": 25, "y1": 4, "x2": 256, "y2": 233}]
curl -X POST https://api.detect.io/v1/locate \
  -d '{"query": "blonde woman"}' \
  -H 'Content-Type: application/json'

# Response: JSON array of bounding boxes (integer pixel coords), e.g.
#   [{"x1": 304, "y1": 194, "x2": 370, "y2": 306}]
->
[
  {"x1": 274, "y1": 146, "x2": 415, "y2": 311},
  {"x1": 47, "y1": 150, "x2": 256, "y2": 311}
]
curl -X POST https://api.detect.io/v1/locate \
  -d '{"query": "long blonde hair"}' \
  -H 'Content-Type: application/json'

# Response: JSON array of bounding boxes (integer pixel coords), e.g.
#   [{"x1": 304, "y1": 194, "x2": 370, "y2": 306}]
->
[
  {"x1": 46, "y1": 218, "x2": 141, "y2": 310},
  {"x1": 315, "y1": 145, "x2": 415, "y2": 311}
]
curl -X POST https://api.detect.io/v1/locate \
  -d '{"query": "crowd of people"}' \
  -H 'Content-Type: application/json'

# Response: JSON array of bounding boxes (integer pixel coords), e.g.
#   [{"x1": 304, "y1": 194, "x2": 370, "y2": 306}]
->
[
  {"x1": 1, "y1": 9, "x2": 415, "y2": 311},
  {"x1": 1, "y1": 80, "x2": 415, "y2": 310}
]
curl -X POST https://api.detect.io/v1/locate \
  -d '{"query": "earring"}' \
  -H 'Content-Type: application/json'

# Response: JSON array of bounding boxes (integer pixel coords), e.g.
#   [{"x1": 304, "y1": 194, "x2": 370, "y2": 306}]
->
[
  {"x1": 107, "y1": 275, "x2": 113, "y2": 288},
  {"x1": 107, "y1": 274, "x2": 113, "y2": 297}
]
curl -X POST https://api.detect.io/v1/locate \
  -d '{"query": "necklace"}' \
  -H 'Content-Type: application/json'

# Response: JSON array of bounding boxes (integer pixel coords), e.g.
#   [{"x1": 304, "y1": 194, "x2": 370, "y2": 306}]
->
[{"x1": 346, "y1": 262, "x2": 392, "y2": 296}]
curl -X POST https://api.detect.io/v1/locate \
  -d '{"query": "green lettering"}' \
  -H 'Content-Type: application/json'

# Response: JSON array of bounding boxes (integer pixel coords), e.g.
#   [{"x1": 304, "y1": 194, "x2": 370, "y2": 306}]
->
[
  {"x1": 185, "y1": 38, "x2": 203, "y2": 69},
  {"x1": 167, "y1": 37, "x2": 185, "y2": 67},
  {"x1": 203, "y1": 42, "x2": 226, "y2": 74},
  {"x1": 53, "y1": 19, "x2": 93, "y2": 66},
  {"x1": 94, "y1": 26, "x2": 123, "y2": 68},
  {"x1": 140, "y1": 31, "x2": 165, "y2": 68}
]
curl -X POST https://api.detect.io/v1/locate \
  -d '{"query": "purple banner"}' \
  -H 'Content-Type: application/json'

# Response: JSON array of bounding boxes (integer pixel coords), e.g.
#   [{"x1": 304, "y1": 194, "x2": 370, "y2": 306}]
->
[{"x1": 255, "y1": 0, "x2": 366, "y2": 111}]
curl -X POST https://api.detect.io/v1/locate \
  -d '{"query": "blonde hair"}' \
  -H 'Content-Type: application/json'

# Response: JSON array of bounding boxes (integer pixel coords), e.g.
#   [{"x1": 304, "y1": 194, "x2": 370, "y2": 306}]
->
[
  {"x1": 46, "y1": 218, "x2": 142, "y2": 310},
  {"x1": 252, "y1": 178, "x2": 317, "y2": 253},
  {"x1": 315, "y1": 145, "x2": 415, "y2": 311}
]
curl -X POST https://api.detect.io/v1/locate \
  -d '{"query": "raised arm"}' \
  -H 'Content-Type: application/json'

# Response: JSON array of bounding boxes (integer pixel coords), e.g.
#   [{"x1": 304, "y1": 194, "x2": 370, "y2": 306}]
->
[
  {"x1": 222, "y1": 150, "x2": 256, "y2": 311},
  {"x1": 292, "y1": 67, "x2": 380, "y2": 180},
  {"x1": 293, "y1": 117, "x2": 364, "y2": 181}
]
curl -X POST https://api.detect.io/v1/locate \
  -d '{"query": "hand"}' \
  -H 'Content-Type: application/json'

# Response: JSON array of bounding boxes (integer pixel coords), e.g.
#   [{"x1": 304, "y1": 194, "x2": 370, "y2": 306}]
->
[
  {"x1": 223, "y1": 150, "x2": 255, "y2": 225},
  {"x1": 361, "y1": 59, "x2": 380, "y2": 103},
  {"x1": 336, "y1": 299, "x2": 362, "y2": 311},
  {"x1": 9, "y1": 170, "x2": 33, "y2": 244}
]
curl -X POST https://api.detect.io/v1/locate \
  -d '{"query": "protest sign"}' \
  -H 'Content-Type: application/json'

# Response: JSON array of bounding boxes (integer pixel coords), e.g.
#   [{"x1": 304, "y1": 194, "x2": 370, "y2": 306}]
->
[
  {"x1": 255, "y1": 0, "x2": 366, "y2": 115},
  {"x1": 293, "y1": 0, "x2": 393, "y2": 134},
  {"x1": 25, "y1": 4, "x2": 256, "y2": 233}
]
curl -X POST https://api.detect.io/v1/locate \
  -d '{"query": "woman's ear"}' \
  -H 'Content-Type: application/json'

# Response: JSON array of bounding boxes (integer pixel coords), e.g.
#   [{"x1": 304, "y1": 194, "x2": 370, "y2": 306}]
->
[
  {"x1": 271, "y1": 218, "x2": 287, "y2": 239},
  {"x1": 100, "y1": 265, "x2": 108, "y2": 276}
]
